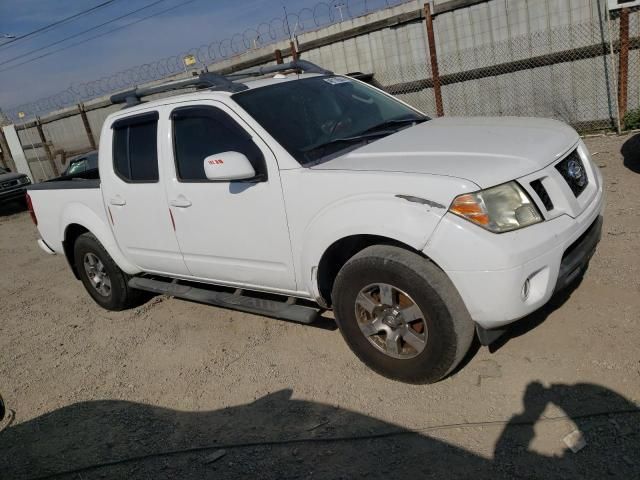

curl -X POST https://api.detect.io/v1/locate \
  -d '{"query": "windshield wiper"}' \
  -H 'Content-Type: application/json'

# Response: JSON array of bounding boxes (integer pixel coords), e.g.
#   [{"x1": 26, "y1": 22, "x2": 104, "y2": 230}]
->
[
  {"x1": 360, "y1": 116, "x2": 428, "y2": 135},
  {"x1": 301, "y1": 117, "x2": 428, "y2": 163},
  {"x1": 302, "y1": 130, "x2": 394, "y2": 160}
]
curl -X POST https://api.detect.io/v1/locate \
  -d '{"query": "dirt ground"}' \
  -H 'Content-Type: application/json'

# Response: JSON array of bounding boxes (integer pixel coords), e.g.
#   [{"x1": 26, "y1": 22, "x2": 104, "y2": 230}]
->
[{"x1": 0, "y1": 133, "x2": 639, "y2": 479}]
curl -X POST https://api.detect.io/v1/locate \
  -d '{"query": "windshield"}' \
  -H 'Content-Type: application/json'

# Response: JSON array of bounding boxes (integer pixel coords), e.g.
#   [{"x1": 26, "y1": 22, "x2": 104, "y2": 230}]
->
[
  {"x1": 0, "y1": 167, "x2": 7, "y2": 174},
  {"x1": 66, "y1": 159, "x2": 87, "y2": 175},
  {"x1": 233, "y1": 76, "x2": 428, "y2": 165},
  {"x1": 64, "y1": 152, "x2": 98, "y2": 176}
]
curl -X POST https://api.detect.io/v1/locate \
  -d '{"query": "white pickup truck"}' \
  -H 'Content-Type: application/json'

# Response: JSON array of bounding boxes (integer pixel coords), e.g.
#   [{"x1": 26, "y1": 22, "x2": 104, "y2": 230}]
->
[{"x1": 27, "y1": 61, "x2": 604, "y2": 383}]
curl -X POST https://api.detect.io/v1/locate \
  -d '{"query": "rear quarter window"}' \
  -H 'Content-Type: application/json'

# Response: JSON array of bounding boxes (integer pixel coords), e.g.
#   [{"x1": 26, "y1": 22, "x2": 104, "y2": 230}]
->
[{"x1": 112, "y1": 112, "x2": 159, "y2": 183}]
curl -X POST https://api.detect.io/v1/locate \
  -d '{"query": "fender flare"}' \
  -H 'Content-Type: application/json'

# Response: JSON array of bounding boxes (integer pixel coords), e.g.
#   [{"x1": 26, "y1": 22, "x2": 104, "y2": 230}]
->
[
  {"x1": 298, "y1": 194, "x2": 446, "y2": 297},
  {"x1": 61, "y1": 202, "x2": 140, "y2": 275}
]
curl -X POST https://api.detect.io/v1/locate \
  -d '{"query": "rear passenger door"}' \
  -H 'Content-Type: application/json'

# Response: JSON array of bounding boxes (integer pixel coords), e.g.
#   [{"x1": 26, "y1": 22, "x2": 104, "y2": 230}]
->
[{"x1": 101, "y1": 110, "x2": 189, "y2": 275}]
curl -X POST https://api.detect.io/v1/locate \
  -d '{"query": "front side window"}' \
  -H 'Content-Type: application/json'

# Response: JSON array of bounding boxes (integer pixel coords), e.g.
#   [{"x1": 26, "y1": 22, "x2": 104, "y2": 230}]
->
[
  {"x1": 233, "y1": 76, "x2": 428, "y2": 165},
  {"x1": 112, "y1": 112, "x2": 159, "y2": 182},
  {"x1": 172, "y1": 106, "x2": 265, "y2": 181}
]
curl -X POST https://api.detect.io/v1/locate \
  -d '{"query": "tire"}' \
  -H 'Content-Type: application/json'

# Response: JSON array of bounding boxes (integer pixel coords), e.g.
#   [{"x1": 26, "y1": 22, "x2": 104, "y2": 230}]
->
[
  {"x1": 73, "y1": 232, "x2": 138, "y2": 311},
  {"x1": 332, "y1": 245, "x2": 474, "y2": 384}
]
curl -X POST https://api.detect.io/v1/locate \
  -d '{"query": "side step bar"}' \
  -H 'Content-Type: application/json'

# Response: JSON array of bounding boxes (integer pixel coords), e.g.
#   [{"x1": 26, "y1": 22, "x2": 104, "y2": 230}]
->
[{"x1": 128, "y1": 277, "x2": 320, "y2": 325}]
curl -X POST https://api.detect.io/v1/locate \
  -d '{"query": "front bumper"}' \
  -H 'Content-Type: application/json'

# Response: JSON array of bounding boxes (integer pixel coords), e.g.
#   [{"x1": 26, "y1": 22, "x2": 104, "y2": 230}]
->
[
  {"x1": 0, "y1": 186, "x2": 27, "y2": 203},
  {"x1": 425, "y1": 185, "x2": 604, "y2": 330},
  {"x1": 553, "y1": 215, "x2": 602, "y2": 294}
]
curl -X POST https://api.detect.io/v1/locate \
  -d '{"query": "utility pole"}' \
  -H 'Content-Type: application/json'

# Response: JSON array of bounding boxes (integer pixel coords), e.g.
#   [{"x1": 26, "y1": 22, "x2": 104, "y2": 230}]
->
[{"x1": 335, "y1": 3, "x2": 346, "y2": 22}]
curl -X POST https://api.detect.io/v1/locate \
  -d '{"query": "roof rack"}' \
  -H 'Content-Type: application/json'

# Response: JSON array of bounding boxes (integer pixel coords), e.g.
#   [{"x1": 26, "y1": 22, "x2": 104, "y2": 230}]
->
[
  {"x1": 110, "y1": 72, "x2": 246, "y2": 107},
  {"x1": 110, "y1": 60, "x2": 334, "y2": 107},
  {"x1": 226, "y1": 59, "x2": 333, "y2": 80}
]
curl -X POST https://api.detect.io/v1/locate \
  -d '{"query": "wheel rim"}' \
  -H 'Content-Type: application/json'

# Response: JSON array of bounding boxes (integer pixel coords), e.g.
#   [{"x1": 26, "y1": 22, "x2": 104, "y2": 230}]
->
[
  {"x1": 354, "y1": 283, "x2": 428, "y2": 359},
  {"x1": 83, "y1": 252, "x2": 112, "y2": 297}
]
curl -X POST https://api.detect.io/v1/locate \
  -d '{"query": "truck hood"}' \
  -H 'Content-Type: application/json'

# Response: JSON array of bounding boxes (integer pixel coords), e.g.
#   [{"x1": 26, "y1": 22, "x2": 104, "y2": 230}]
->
[
  {"x1": 0, "y1": 172, "x2": 27, "y2": 183},
  {"x1": 311, "y1": 117, "x2": 579, "y2": 188}
]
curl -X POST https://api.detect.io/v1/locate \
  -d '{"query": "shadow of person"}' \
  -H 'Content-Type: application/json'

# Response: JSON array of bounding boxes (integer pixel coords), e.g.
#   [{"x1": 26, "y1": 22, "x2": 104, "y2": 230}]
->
[
  {"x1": 494, "y1": 382, "x2": 640, "y2": 478},
  {"x1": 621, "y1": 133, "x2": 640, "y2": 174},
  {"x1": 0, "y1": 383, "x2": 637, "y2": 479}
]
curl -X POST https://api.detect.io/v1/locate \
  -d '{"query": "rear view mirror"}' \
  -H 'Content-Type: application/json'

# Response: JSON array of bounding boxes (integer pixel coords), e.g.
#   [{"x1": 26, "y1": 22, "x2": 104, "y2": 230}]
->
[{"x1": 203, "y1": 152, "x2": 256, "y2": 181}]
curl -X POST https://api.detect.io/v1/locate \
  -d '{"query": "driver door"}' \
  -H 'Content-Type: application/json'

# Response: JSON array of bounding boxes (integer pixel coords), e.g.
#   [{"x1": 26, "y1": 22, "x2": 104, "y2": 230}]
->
[{"x1": 161, "y1": 101, "x2": 297, "y2": 292}]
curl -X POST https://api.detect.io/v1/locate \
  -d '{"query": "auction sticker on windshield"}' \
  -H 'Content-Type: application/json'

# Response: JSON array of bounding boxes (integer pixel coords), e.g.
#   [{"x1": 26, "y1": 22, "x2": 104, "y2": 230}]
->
[{"x1": 324, "y1": 76, "x2": 351, "y2": 85}]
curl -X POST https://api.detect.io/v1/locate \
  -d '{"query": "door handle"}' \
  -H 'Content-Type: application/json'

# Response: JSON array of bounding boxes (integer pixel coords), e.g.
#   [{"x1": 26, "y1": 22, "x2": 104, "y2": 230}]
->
[
  {"x1": 170, "y1": 196, "x2": 192, "y2": 208},
  {"x1": 109, "y1": 195, "x2": 126, "y2": 206}
]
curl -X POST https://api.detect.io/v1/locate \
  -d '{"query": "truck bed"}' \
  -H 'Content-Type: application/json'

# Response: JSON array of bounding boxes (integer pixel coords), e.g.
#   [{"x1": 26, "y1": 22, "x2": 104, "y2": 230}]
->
[
  {"x1": 27, "y1": 168, "x2": 100, "y2": 191},
  {"x1": 27, "y1": 168, "x2": 107, "y2": 256}
]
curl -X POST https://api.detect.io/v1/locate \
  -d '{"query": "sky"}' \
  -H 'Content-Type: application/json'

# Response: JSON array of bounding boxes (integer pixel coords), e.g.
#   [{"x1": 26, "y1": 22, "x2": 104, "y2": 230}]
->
[{"x1": 0, "y1": 0, "x2": 372, "y2": 113}]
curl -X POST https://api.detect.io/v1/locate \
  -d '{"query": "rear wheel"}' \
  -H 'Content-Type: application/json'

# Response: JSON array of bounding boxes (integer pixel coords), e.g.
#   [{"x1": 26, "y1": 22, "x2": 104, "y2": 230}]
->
[
  {"x1": 74, "y1": 232, "x2": 138, "y2": 311},
  {"x1": 332, "y1": 245, "x2": 474, "y2": 383}
]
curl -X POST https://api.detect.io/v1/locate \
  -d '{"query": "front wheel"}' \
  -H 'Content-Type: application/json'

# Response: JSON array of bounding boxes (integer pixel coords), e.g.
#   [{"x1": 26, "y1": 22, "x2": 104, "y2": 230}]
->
[{"x1": 332, "y1": 245, "x2": 474, "y2": 384}]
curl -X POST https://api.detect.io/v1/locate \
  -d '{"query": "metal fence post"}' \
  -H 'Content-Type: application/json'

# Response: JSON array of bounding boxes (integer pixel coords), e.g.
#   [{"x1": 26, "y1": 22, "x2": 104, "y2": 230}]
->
[
  {"x1": 605, "y1": 2, "x2": 622, "y2": 134},
  {"x1": 35, "y1": 117, "x2": 59, "y2": 177},
  {"x1": 0, "y1": 128, "x2": 13, "y2": 170},
  {"x1": 618, "y1": 7, "x2": 630, "y2": 125},
  {"x1": 2, "y1": 125, "x2": 33, "y2": 180},
  {"x1": 424, "y1": 3, "x2": 444, "y2": 117},
  {"x1": 78, "y1": 103, "x2": 97, "y2": 150},
  {"x1": 289, "y1": 40, "x2": 299, "y2": 61}
]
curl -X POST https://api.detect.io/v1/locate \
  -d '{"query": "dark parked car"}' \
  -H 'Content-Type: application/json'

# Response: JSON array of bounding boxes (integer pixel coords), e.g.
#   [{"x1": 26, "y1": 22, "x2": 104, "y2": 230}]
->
[
  {"x1": 62, "y1": 151, "x2": 98, "y2": 177},
  {"x1": 0, "y1": 166, "x2": 31, "y2": 205}
]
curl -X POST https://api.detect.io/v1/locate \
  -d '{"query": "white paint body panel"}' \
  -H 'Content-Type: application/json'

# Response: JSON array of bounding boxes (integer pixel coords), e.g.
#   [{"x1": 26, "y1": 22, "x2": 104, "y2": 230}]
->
[
  {"x1": 159, "y1": 101, "x2": 297, "y2": 291},
  {"x1": 30, "y1": 76, "x2": 604, "y2": 330},
  {"x1": 99, "y1": 109, "x2": 190, "y2": 276},
  {"x1": 313, "y1": 116, "x2": 579, "y2": 188}
]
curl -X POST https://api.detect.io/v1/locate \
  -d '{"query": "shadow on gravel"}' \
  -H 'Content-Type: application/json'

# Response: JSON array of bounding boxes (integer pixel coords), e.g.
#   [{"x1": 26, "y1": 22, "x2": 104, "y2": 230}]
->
[
  {"x1": 0, "y1": 200, "x2": 27, "y2": 217},
  {"x1": 621, "y1": 133, "x2": 640, "y2": 174},
  {"x1": 1, "y1": 382, "x2": 637, "y2": 479}
]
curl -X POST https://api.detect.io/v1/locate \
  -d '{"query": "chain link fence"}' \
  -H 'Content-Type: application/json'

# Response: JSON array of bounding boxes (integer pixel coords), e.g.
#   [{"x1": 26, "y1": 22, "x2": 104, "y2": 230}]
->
[
  {"x1": 375, "y1": 0, "x2": 626, "y2": 134},
  {"x1": 3, "y1": 0, "x2": 640, "y2": 183}
]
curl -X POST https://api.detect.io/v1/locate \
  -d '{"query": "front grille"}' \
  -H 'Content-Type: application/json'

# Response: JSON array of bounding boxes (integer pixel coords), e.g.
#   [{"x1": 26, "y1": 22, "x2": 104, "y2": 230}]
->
[
  {"x1": 530, "y1": 179, "x2": 554, "y2": 211},
  {"x1": 555, "y1": 149, "x2": 588, "y2": 197},
  {"x1": 0, "y1": 179, "x2": 19, "y2": 190}
]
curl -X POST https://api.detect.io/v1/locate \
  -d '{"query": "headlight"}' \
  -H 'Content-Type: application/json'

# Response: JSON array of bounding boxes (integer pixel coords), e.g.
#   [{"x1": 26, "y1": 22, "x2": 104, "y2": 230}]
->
[
  {"x1": 20, "y1": 176, "x2": 31, "y2": 185},
  {"x1": 449, "y1": 181, "x2": 542, "y2": 233}
]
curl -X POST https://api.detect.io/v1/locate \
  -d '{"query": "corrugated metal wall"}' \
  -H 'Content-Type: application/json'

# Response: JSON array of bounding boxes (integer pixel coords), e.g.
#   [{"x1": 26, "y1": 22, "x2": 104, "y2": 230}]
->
[{"x1": 8, "y1": 0, "x2": 629, "y2": 180}]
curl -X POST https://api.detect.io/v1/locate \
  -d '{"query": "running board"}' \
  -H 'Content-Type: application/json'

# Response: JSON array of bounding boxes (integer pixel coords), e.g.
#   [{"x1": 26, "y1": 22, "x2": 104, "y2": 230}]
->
[{"x1": 128, "y1": 277, "x2": 320, "y2": 325}]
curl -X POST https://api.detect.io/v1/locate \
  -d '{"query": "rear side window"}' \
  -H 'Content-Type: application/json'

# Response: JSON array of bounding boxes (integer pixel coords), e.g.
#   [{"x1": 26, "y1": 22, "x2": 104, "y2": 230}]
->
[
  {"x1": 112, "y1": 112, "x2": 159, "y2": 182},
  {"x1": 172, "y1": 106, "x2": 266, "y2": 181}
]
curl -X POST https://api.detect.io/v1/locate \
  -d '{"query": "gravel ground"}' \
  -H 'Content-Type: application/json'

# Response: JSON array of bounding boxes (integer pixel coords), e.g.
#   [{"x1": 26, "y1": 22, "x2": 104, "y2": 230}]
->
[{"x1": 0, "y1": 133, "x2": 639, "y2": 479}]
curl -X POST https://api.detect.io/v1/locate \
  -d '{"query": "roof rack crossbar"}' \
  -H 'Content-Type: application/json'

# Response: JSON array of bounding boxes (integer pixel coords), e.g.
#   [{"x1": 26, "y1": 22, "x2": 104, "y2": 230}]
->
[
  {"x1": 226, "y1": 60, "x2": 333, "y2": 80},
  {"x1": 110, "y1": 60, "x2": 333, "y2": 107},
  {"x1": 110, "y1": 72, "x2": 248, "y2": 107}
]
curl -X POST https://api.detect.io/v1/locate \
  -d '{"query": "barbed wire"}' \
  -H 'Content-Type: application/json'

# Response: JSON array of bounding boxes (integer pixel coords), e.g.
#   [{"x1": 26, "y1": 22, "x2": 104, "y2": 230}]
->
[{"x1": 5, "y1": 0, "x2": 409, "y2": 121}]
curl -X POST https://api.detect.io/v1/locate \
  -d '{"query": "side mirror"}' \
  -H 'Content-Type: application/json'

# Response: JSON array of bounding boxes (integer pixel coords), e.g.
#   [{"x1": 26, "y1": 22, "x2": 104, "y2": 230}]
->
[{"x1": 203, "y1": 152, "x2": 256, "y2": 181}]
